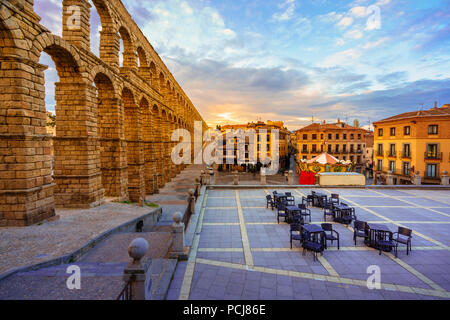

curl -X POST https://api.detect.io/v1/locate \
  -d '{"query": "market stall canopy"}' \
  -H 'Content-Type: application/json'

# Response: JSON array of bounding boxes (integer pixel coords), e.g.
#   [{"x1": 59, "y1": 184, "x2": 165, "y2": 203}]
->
[{"x1": 306, "y1": 152, "x2": 341, "y2": 165}]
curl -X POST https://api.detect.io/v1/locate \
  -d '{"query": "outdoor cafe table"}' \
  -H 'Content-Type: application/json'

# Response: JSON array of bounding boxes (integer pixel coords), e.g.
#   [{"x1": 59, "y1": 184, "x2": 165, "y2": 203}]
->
[
  {"x1": 274, "y1": 193, "x2": 288, "y2": 205},
  {"x1": 302, "y1": 224, "x2": 324, "y2": 242},
  {"x1": 333, "y1": 204, "x2": 355, "y2": 224},
  {"x1": 285, "y1": 206, "x2": 303, "y2": 224},
  {"x1": 366, "y1": 223, "x2": 394, "y2": 252}
]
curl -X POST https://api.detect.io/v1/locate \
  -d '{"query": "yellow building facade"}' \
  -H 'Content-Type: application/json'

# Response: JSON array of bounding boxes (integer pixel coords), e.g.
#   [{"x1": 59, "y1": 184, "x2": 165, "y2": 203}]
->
[
  {"x1": 373, "y1": 104, "x2": 450, "y2": 184},
  {"x1": 295, "y1": 120, "x2": 373, "y2": 173}
]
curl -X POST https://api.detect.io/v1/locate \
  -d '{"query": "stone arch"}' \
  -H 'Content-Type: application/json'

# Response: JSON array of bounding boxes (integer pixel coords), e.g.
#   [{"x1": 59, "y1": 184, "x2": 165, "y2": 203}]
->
[
  {"x1": 136, "y1": 46, "x2": 147, "y2": 67},
  {"x1": 122, "y1": 87, "x2": 144, "y2": 202},
  {"x1": 0, "y1": 9, "x2": 23, "y2": 57},
  {"x1": 118, "y1": 26, "x2": 136, "y2": 69},
  {"x1": 149, "y1": 61, "x2": 158, "y2": 90}
]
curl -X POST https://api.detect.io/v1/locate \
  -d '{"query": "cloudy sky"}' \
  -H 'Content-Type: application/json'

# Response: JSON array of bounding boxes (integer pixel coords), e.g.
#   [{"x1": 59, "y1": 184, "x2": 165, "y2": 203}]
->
[{"x1": 36, "y1": 0, "x2": 450, "y2": 130}]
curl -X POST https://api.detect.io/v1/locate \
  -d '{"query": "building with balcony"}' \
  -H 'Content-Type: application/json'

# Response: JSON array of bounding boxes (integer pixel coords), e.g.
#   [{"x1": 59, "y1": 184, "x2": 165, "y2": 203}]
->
[
  {"x1": 294, "y1": 120, "x2": 374, "y2": 174},
  {"x1": 373, "y1": 103, "x2": 450, "y2": 185},
  {"x1": 217, "y1": 121, "x2": 290, "y2": 172}
]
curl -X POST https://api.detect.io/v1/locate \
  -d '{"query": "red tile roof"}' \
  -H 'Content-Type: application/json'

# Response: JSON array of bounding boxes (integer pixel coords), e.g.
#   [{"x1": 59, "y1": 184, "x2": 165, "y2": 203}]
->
[{"x1": 374, "y1": 105, "x2": 450, "y2": 124}]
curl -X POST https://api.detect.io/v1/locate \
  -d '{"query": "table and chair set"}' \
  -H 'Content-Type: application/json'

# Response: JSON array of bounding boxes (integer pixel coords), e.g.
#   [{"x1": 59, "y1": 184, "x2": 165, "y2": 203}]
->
[{"x1": 266, "y1": 191, "x2": 413, "y2": 260}]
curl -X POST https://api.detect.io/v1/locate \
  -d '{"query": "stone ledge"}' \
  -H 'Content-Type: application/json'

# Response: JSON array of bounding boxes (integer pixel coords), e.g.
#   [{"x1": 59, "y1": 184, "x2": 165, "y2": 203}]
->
[{"x1": 0, "y1": 207, "x2": 162, "y2": 282}]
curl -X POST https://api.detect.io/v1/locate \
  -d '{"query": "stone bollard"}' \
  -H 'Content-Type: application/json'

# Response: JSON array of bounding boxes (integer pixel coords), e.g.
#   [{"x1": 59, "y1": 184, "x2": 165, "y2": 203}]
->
[
  {"x1": 194, "y1": 178, "x2": 201, "y2": 198},
  {"x1": 441, "y1": 171, "x2": 449, "y2": 186},
  {"x1": 413, "y1": 171, "x2": 422, "y2": 186},
  {"x1": 260, "y1": 168, "x2": 266, "y2": 185},
  {"x1": 200, "y1": 170, "x2": 206, "y2": 185},
  {"x1": 233, "y1": 171, "x2": 239, "y2": 185},
  {"x1": 123, "y1": 238, "x2": 149, "y2": 300},
  {"x1": 288, "y1": 170, "x2": 294, "y2": 185},
  {"x1": 386, "y1": 171, "x2": 394, "y2": 185},
  {"x1": 170, "y1": 212, "x2": 186, "y2": 260},
  {"x1": 188, "y1": 190, "x2": 196, "y2": 216}
]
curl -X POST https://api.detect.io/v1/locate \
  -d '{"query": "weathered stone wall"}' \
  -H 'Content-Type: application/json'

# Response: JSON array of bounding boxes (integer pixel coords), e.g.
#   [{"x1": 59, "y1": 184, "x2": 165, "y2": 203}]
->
[{"x1": 0, "y1": 0, "x2": 208, "y2": 226}]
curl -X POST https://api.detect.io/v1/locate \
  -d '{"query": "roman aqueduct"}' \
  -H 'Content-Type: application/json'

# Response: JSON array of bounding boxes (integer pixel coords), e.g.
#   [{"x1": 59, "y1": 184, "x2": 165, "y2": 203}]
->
[{"x1": 0, "y1": 0, "x2": 208, "y2": 226}]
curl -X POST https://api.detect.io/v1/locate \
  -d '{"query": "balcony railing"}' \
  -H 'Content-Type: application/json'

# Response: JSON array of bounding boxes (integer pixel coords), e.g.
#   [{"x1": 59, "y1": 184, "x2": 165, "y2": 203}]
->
[
  {"x1": 376, "y1": 150, "x2": 384, "y2": 157},
  {"x1": 386, "y1": 151, "x2": 397, "y2": 158},
  {"x1": 424, "y1": 152, "x2": 442, "y2": 160},
  {"x1": 400, "y1": 151, "x2": 411, "y2": 159}
]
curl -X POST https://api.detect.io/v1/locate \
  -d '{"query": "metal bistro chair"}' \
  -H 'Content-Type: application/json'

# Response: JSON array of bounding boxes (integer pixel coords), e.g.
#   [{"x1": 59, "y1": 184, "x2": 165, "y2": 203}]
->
[
  {"x1": 330, "y1": 194, "x2": 340, "y2": 206},
  {"x1": 393, "y1": 227, "x2": 413, "y2": 256},
  {"x1": 321, "y1": 223, "x2": 340, "y2": 250},
  {"x1": 276, "y1": 201, "x2": 287, "y2": 224},
  {"x1": 285, "y1": 192, "x2": 295, "y2": 206},
  {"x1": 302, "y1": 195, "x2": 314, "y2": 207},
  {"x1": 353, "y1": 220, "x2": 369, "y2": 245},
  {"x1": 323, "y1": 200, "x2": 334, "y2": 221},
  {"x1": 266, "y1": 195, "x2": 275, "y2": 210},
  {"x1": 302, "y1": 231, "x2": 326, "y2": 262},
  {"x1": 297, "y1": 203, "x2": 312, "y2": 223},
  {"x1": 377, "y1": 231, "x2": 397, "y2": 257},
  {"x1": 342, "y1": 207, "x2": 357, "y2": 225},
  {"x1": 290, "y1": 223, "x2": 303, "y2": 249}
]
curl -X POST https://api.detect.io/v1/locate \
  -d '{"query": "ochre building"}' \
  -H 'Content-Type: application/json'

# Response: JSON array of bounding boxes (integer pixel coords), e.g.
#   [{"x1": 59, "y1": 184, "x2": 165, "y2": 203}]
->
[
  {"x1": 295, "y1": 120, "x2": 374, "y2": 173},
  {"x1": 0, "y1": 0, "x2": 207, "y2": 226},
  {"x1": 373, "y1": 103, "x2": 450, "y2": 185}
]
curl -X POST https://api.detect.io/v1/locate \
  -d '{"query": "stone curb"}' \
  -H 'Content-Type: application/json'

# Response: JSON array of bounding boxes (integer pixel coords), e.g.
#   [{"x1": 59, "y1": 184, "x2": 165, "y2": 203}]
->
[
  {"x1": 185, "y1": 185, "x2": 207, "y2": 248},
  {"x1": 0, "y1": 207, "x2": 162, "y2": 282}
]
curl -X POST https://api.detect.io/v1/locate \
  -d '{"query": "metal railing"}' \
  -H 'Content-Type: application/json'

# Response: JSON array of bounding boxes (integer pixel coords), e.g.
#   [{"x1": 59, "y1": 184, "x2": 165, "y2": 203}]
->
[
  {"x1": 424, "y1": 152, "x2": 442, "y2": 160},
  {"x1": 117, "y1": 275, "x2": 134, "y2": 300}
]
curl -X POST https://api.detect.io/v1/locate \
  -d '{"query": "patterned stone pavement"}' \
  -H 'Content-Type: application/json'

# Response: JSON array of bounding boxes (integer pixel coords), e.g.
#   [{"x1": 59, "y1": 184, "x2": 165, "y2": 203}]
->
[{"x1": 168, "y1": 187, "x2": 450, "y2": 300}]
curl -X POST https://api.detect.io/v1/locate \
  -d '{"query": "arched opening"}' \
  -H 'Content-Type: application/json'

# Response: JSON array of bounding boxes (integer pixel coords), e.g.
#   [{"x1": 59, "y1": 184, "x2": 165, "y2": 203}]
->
[
  {"x1": 88, "y1": 0, "x2": 102, "y2": 57},
  {"x1": 118, "y1": 26, "x2": 135, "y2": 69},
  {"x1": 150, "y1": 61, "x2": 158, "y2": 90},
  {"x1": 123, "y1": 87, "x2": 144, "y2": 202},
  {"x1": 93, "y1": 72, "x2": 125, "y2": 198},
  {"x1": 159, "y1": 72, "x2": 166, "y2": 95},
  {"x1": 137, "y1": 46, "x2": 147, "y2": 68}
]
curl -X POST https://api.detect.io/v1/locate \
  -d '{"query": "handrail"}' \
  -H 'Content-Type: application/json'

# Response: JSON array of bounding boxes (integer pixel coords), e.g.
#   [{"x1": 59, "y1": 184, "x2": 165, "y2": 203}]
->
[{"x1": 117, "y1": 275, "x2": 135, "y2": 300}]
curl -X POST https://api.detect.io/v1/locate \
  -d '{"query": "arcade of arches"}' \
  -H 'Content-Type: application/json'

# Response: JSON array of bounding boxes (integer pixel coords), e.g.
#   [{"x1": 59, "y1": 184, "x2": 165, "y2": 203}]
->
[{"x1": 0, "y1": 0, "x2": 208, "y2": 226}]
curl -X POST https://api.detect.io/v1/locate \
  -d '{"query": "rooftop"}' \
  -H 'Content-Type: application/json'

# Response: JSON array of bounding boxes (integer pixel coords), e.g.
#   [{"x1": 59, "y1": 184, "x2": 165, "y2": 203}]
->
[{"x1": 374, "y1": 103, "x2": 450, "y2": 124}]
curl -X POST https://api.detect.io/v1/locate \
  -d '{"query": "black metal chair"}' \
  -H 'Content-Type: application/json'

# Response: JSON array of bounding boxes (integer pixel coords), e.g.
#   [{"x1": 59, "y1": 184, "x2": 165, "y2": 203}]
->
[
  {"x1": 266, "y1": 195, "x2": 274, "y2": 210},
  {"x1": 302, "y1": 231, "x2": 326, "y2": 262},
  {"x1": 323, "y1": 200, "x2": 334, "y2": 221},
  {"x1": 297, "y1": 203, "x2": 312, "y2": 223},
  {"x1": 353, "y1": 220, "x2": 368, "y2": 245},
  {"x1": 377, "y1": 232, "x2": 397, "y2": 257},
  {"x1": 321, "y1": 223, "x2": 340, "y2": 250},
  {"x1": 342, "y1": 207, "x2": 357, "y2": 225},
  {"x1": 276, "y1": 202, "x2": 287, "y2": 224},
  {"x1": 302, "y1": 195, "x2": 313, "y2": 207},
  {"x1": 330, "y1": 194, "x2": 340, "y2": 205},
  {"x1": 290, "y1": 223, "x2": 303, "y2": 249},
  {"x1": 393, "y1": 227, "x2": 413, "y2": 256},
  {"x1": 285, "y1": 192, "x2": 295, "y2": 206}
]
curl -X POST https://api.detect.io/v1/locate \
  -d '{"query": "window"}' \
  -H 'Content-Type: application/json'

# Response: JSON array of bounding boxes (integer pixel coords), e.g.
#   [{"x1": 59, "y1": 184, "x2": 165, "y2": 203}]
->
[
  {"x1": 321, "y1": 134, "x2": 324, "y2": 139},
  {"x1": 303, "y1": 134, "x2": 308, "y2": 140},
  {"x1": 357, "y1": 144, "x2": 362, "y2": 151},
  {"x1": 357, "y1": 156, "x2": 361, "y2": 163},
  {"x1": 377, "y1": 159, "x2": 383, "y2": 171},
  {"x1": 389, "y1": 144, "x2": 396, "y2": 157},
  {"x1": 335, "y1": 145, "x2": 340, "y2": 152},
  {"x1": 328, "y1": 134, "x2": 332, "y2": 140},
  {"x1": 350, "y1": 144, "x2": 354, "y2": 153},
  {"x1": 328, "y1": 144, "x2": 332, "y2": 153},
  {"x1": 390, "y1": 127, "x2": 396, "y2": 136},
  {"x1": 358, "y1": 134, "x2": 361, "y2": 140},
  {"x1": 389, "y1": 161, "x2": 396, "y2": 173},
  {"x1": 350, "y1": 156, "x2": 354, "y2": 162},
  {"x1": 404, "y1": 126, "x2": 411, "y2": 136},
  {"x1": 336, "y1": 134, "x2": 340, "y2": 140},
  {"x1": 350, "y1": 134, "x2": 354, "y2": 140},
  {"x1": 428, "y1": 125, "x2": 438, "y2": 135},
  {"x1": 426, "y1": 144, "x2": 439, "y2": 159},
  {"x1": 312, "y1": 144, "x2": 317, "y2": 152},
  {"x1": 377, "y1": 144, "x2": 383, "y2": 156},
  {"x1": 403, "y1": 144, "x2": 411, "y2": 158},
  {"x1": 302, "y1": 144, "x2": 308, "y2": 152},
  {"x1": 343, "y1": 134, "x2": 347, "y2": 139},
  {"x1": 403, "y1": 162, "x2": 410, "y2": 175},
  {"x1": 427, "y1": 164, "x2": 438, "y2": 178},
  {"x1": 343, "y1": 144, "x2": 347, "y2": 152},
  {"x1": 378, "y1": 128, "x2": 383, "y2": 137},
  {"x1": 312, "y1": 134, "x2": 317, "y2": 140}
]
